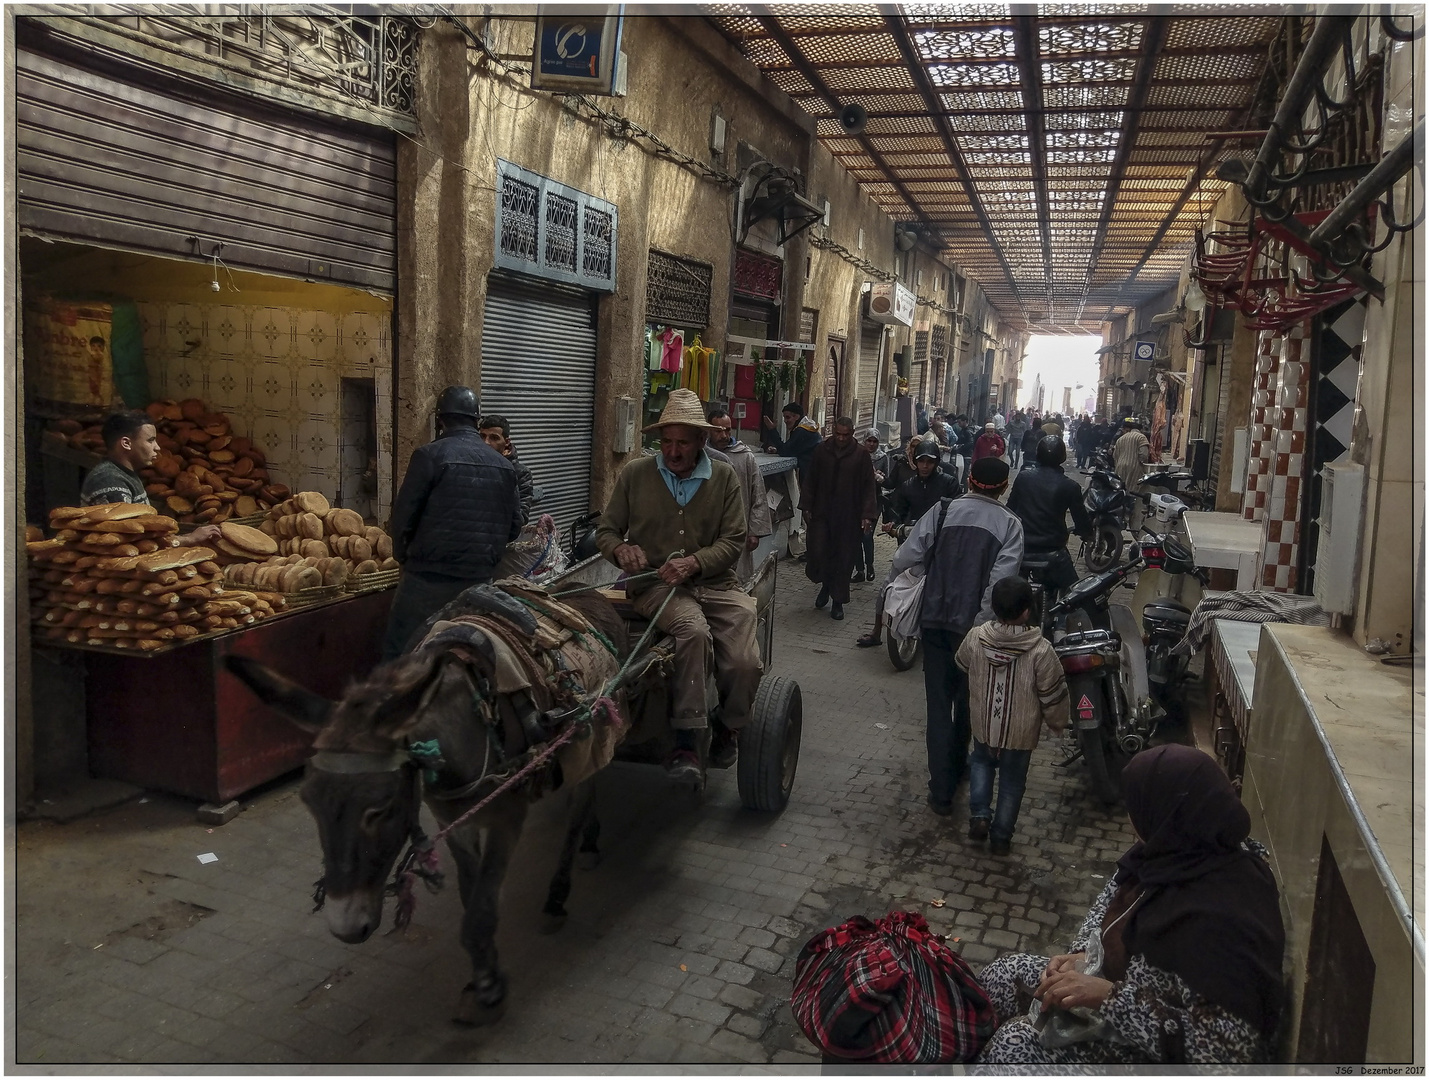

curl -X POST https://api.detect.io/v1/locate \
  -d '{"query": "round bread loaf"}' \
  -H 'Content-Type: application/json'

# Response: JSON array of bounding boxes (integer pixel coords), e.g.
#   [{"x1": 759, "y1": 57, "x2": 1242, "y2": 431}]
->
[
  {"x1": 221, "y1": 522, "x2": 277, "y2": 556},
  {"x1": 329, "y1": 508, "x2": 364, "y2": 537},
  {"x1": 298, "y1": 512, "x2": 324, "y2": 541},
  {"x1": 295, "y1": 491, "x2": 330, "y2": 515}
]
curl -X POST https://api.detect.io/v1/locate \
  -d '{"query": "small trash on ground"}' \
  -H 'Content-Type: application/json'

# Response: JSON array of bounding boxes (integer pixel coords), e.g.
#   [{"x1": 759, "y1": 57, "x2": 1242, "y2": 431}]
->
[
  {"x1": 196, "y1": 852, "x2": 218, "y2": 864},
  {"x1": 875, "y1": 723, "x2": 890, "y2": 730},
  {"x1": 930, "y1": 898, "x2": 946, "y2": 907}
]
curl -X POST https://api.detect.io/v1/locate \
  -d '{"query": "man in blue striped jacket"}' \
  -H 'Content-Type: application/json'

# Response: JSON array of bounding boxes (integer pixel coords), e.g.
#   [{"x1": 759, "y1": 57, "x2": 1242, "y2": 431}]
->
[{"x1": 885, "y1": 456, "x2": 1024, "y2": 816}]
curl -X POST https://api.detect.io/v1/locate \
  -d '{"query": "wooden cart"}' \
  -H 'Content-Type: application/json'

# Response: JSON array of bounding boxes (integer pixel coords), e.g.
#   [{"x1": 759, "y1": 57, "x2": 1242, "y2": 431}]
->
[{"x1": 550, "y1": 552, "x2": 802, "y2": 811}]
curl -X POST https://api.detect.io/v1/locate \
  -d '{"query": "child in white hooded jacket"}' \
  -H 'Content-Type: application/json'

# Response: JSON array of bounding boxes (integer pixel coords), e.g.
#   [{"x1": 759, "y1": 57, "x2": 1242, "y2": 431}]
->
[{"x1": 955, "y1": 575, "x2": 1068, "y2": 855}]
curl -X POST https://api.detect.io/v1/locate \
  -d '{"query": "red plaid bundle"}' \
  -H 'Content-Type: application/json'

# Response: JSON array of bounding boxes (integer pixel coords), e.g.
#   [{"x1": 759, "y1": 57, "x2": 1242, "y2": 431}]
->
[{"x1": 791, "y1": 910, "x2": 998, "y2": 1063}]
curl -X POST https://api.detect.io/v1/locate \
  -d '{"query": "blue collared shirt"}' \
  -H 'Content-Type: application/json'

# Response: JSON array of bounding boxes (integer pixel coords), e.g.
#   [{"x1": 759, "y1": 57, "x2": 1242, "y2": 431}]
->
[{"x1": 656, "y1": 450, "x2": 713, "y2": 507}]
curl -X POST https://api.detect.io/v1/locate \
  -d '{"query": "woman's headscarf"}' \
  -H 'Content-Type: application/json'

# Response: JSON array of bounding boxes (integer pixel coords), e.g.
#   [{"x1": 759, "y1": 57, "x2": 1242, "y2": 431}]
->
[{"x1": 1114, "y1": 745, "x2": 1286, "y2": 1038}]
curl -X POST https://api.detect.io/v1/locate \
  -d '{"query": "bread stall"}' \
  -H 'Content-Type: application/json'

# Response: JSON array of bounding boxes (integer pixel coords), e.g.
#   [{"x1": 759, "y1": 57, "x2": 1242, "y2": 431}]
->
[
  {"x1": 19, "y1": 239, "x2": 398, "y2": 804},
  {"x1": 27, "y1": 492, "x2": 401, "y2": 804}
]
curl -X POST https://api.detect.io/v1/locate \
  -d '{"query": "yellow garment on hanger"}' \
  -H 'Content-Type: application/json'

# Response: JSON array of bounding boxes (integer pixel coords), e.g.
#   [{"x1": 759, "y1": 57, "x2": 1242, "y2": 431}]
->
[{"x1": 684, "y1": 337, "x2": 716, "y2": 401}]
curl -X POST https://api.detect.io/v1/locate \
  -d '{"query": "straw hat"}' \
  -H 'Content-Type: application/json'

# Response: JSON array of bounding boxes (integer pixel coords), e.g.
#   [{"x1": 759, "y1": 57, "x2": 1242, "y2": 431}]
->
[{"x1": 643, "y1": 388, "x2": 718, "y2": 433}]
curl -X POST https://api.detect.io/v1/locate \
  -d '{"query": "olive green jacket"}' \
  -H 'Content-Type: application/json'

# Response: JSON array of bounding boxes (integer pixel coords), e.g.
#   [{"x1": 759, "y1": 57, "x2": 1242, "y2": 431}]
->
[{"x1": 596, "y1": 455, "x2": 746, "y2": 593}]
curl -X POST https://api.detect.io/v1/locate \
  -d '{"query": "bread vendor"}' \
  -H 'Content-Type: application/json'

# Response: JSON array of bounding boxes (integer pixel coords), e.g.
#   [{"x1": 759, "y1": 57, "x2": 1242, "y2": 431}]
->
[{"x1": 81, "y1": 410, "x2": 221, "y2": 547}]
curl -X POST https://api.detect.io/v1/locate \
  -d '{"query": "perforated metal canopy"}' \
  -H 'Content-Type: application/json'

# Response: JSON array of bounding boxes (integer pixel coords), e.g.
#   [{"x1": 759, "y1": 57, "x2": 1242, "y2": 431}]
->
[{"x1": 706, "y1": 5, "x2": 1284, "y2": 330}]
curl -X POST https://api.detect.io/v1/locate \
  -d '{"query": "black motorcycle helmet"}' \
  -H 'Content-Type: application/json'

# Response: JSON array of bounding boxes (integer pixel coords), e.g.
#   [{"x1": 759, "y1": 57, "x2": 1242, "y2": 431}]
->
[
  {"x1": 436, "y1": 384, "x2": 481, "y2": 420},
  {"x1": 1035, "y1": 434, "x2": 1067, "y2": 467},
  {"x1": 914, "y1": 439, "x2": 941, "y2": 462}
]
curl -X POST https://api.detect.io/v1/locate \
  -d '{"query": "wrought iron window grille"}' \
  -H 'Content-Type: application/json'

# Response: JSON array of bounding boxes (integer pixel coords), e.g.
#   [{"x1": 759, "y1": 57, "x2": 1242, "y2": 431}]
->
[
  {"x1": 495, "y1": 160, "x2": 618, "y2": 292},
  {"x1": 645, "y1": 250, "x2": 713, "y2": 331}
]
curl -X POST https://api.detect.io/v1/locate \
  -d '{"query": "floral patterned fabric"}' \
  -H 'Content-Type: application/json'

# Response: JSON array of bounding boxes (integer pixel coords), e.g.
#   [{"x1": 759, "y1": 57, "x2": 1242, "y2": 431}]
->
[{"x1": 976, "y1": 856, "x2": 1274, "y2": 1067}]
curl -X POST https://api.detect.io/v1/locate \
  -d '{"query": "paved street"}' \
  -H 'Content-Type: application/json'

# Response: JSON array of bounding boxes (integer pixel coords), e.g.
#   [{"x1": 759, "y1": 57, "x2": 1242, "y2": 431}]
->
[{"x1": 15, "y1": 534, "x2": 1137, "y2": 1069}]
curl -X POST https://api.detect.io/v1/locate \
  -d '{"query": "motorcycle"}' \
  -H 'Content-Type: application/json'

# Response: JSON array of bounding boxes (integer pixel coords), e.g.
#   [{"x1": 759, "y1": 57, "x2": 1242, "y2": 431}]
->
[
  {"x1": 1139, "y1": 465, "x2": 1212, "y2": 512},
  {"x1": 1080, "y1": 466, "x2": 1136, "y2": 572},
  {"x1": 1042, "y1": 530, "x2": 1201, "y2": 803}
]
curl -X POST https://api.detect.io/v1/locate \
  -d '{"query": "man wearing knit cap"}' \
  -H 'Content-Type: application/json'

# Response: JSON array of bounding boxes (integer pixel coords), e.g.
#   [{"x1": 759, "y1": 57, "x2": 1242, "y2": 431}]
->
[
  {"x1": 886, "y1": 455, "x2": 1024, "y2": 817},
  {"x1": 597, "y1": 389, "x2": 762, "y2": 789}
]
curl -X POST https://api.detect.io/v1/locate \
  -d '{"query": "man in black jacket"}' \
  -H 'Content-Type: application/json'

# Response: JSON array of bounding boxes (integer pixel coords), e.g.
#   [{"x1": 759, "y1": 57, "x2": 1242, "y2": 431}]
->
[
  {"x1": 886, "y1": 440, "x2": 961, "y2": 530},
  {"x1": 381, "y1": 385, "x2": 523, "y2": 659},
  {"x1": 479, "y1": 414, "x2": 536, "y2": 524},
  {"x1": 1006, "y1": 435, "x2": 1093, "y2": 596}
]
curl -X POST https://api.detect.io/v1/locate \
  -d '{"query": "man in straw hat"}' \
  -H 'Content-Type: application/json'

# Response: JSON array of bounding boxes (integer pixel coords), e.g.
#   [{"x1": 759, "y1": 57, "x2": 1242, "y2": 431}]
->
[
  {"x1": 885, "y1": 455, "x2": 1023, "y2": 817},
  {"x1": 596, "y1": 389, "x2": 762, "y2": 789}
]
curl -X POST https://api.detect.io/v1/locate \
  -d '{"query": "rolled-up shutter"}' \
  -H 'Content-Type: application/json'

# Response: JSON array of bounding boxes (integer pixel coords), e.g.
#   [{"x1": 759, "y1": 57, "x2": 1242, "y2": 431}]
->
[
  {"x1": 856, "y1": 319, "x2": 884, "y2": 430},
  {"x1": 481, "y1": 274, "x2": 597, "y2": 529},
  {"x1": 16, "y1": 48, "x2": 396, "y2": 293}
]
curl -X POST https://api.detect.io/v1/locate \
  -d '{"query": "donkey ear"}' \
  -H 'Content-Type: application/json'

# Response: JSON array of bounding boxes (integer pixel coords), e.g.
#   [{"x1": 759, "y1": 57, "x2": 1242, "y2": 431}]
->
[
  {"x1": 370, "y1": 651, "x2": 457, "y2": 739},
  {"x1": 225, "y1": 655, "x2": 332, "y2": 733}
]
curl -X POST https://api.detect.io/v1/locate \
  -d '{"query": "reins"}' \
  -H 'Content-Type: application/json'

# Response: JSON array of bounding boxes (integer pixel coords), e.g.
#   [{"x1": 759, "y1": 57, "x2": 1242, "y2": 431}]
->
[{"x1": 325, "y1": 584, "x2": 679, "y2": 932}]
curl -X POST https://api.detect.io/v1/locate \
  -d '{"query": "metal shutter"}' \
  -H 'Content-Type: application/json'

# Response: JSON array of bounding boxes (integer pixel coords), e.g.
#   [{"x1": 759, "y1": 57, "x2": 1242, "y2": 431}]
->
[
  {"x1": 16, "y1": 49, "x2": 396, "y2": 293},
  {"x1": 911, "y1": 330, "x2": 930, "y2": 403},
  {"x1": 856, "y1": 320, "x2": 883, "y2": 430},
  {"x1": 481, "y1": 274, "x2": 597, "y2": 530}
]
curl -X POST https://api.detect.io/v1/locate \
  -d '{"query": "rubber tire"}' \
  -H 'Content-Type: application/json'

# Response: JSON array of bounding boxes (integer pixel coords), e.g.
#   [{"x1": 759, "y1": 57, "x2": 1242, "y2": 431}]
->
[
  {"x1": 887, "y1": 631, "x2": 921, "y2": 671},
  {"x1": 737, "y1": 676, "x2": 802, "y2": 812},
  {"x1": 1076, "y1": 683, "x2": 1127, "y2": 804},
  {"x1": 1084, "y1": 521, "x2": 1124, "y2": 572}
]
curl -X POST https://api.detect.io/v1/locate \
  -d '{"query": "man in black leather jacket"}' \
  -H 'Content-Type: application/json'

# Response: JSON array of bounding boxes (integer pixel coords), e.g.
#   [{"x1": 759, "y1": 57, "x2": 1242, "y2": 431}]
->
[
  {"x1": 381, "y1": 385, "x2": 523, "y2": 659},
  {"x1": 1006, "y1": 435, "x2": 1093, "y2": 594},
  {"x1": 886, "y1": 440, "x2": 961, "y2": 531}
]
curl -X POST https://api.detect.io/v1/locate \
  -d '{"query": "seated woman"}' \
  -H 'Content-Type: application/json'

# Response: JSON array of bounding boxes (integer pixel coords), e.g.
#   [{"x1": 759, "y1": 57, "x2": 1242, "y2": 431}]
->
[{"x1": 977, "y1": 745, "x2": 1286, "y2": 1066}]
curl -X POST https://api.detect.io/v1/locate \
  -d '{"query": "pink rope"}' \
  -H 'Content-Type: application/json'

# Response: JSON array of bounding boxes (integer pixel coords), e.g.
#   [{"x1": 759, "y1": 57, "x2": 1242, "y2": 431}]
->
[{"x1": 431, "y1": 723, "x2": 582, "y2": 847}]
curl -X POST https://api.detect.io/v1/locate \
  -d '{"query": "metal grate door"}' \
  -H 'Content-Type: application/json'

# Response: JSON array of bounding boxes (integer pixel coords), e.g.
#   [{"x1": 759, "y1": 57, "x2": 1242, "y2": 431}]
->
[
  {"x1": 16, "y1": 48, "x2": 397, "y2": 292},
  {"x1": 481, "y1": 274, "x2": 598, "y2": 530},
  {"x1": 855, "y1": 319, "x2": 883, "y2": 430}
]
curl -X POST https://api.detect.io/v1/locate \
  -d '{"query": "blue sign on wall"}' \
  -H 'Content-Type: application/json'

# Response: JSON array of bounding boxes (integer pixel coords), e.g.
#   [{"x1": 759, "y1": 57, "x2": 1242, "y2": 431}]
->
[{"x1": 531, "y1": 8, "x2": 623, "y2": 95}]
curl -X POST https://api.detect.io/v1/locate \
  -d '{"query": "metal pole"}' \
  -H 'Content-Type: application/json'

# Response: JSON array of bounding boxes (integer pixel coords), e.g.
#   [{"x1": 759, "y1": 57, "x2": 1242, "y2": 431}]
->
[
  {"x1": 1308, "y1": 121, "x2": 1423, "y2": 247},
  {"x1": 1244, "y1": 15, "x2": 1356, "y2": 198}
]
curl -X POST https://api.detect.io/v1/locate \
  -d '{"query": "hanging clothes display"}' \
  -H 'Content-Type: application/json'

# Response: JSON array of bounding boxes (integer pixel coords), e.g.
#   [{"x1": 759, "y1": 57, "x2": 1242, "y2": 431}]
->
[{"x1": 659, "y1": 326, "x2": 684, "y2": 373}]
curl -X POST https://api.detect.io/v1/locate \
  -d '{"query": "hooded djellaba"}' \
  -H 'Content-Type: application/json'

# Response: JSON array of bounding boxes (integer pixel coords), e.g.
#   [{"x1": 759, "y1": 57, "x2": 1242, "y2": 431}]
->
[{"x1": 974, "y1": 743, "x2": 1287, "y2": 1066}]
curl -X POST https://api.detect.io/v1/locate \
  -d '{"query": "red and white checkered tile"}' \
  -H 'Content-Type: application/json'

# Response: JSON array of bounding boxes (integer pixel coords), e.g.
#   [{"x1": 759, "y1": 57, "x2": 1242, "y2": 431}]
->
[
  {"x1": 1242, "y1": 330, "x2": 1282, "y2": 522},
  {"x1": 1257, "y1": 326, "x2": 1311, "y2": 591}
]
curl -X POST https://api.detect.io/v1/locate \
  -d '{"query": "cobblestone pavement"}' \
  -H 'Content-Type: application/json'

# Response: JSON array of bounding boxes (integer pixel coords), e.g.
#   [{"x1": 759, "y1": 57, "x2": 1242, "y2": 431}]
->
[{"x1": 15, "y1": 532, "x2": 1139, "y2": 1070}]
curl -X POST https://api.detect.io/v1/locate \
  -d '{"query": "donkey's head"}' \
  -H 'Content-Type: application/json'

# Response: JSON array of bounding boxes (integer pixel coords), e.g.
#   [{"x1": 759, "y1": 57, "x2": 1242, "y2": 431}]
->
[{"x1": 227, "y1": 651, "x2": 471, "y2": 943}]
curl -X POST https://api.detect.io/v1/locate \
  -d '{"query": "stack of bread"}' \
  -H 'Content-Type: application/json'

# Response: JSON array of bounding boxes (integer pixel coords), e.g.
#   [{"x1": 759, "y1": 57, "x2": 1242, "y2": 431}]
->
[
  {"x1": 217, "y1": 490, "x2": 399, "y2": 593},
  {"x1": 27, "y1": 503, "x2": 285, "y2": 651},
  {"x1": 43, "y1": 398, "x2": 292, "y2": 525}
]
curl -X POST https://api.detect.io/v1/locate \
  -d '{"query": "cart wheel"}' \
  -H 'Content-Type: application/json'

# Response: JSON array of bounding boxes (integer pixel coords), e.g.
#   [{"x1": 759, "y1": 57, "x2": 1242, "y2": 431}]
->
[{"x1": 738, "y1": 676, "x2": 802, "y2": 812}]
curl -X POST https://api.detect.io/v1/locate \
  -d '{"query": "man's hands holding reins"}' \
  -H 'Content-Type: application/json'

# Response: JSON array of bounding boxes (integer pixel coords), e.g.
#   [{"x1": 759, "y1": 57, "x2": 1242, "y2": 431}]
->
[{"x1": 613, "y1": 543, "x2": 701, "y2": 587}]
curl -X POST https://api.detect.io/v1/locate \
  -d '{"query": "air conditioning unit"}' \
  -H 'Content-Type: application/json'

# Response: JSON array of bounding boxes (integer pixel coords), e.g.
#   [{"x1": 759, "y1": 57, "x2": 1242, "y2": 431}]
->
[{"x1": 1313, "y1": 459, "x2": 1366, "y2": 615}]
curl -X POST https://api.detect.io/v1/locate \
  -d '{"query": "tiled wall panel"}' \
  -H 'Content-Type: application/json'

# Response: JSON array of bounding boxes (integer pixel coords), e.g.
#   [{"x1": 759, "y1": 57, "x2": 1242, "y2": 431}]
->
[{"x1": 138, "y1": 302, "x2": 393, "y2": 520}]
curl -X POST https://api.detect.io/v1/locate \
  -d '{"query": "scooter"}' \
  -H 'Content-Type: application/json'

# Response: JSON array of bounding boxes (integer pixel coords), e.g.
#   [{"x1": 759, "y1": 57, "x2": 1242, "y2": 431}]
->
[
  {"x1": 883, "y1": 521, "x2": 920, "y2": 671},
  {"x1": 1139, "y1": 465, "x2": 1212, "y2": 512},
  {"x1": 1080, "y1": 466, "x2": 1136, "y2": 572}
]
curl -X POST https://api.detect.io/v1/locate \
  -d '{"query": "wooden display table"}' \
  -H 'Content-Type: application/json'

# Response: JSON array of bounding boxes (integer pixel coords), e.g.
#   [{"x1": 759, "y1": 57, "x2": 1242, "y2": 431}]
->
[{"x1": 84, "y1": 588, "x2": 393, "y2": 802}]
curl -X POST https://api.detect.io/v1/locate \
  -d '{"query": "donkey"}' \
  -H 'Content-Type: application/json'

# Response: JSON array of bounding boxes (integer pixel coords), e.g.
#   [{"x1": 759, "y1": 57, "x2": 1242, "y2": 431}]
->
[{"x1": 226, "y1": 588, "x2": 628, "y2": 1025}]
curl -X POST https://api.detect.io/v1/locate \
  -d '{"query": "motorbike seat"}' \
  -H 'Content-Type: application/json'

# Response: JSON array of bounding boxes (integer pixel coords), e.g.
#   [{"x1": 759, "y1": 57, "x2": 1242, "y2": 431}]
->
[
  {"x1": 1021, "y1": 553, "x2": 1058, "y2": 575},
  {"x1": 1142, "y1": 598, "x2": 1192, "y2": 629}
]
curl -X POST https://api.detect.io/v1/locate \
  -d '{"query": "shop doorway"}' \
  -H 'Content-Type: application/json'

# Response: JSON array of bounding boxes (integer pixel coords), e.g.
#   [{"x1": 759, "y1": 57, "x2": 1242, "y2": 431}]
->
[
  {"x1": 339, "y1": 377, "x2": 378, "y2": 520},
  {"x1": 19, "y1": 238, "x2": 395, "y2": 523},
  {"x1": 822, "y1": 338, "x2": 844, "y2": 435},
  {"x1": 481, "y1": 272, "x2": 598, "y2": 529}
]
